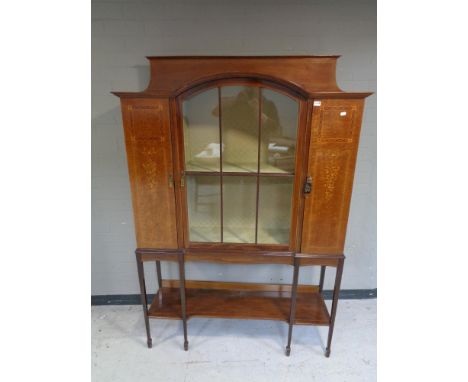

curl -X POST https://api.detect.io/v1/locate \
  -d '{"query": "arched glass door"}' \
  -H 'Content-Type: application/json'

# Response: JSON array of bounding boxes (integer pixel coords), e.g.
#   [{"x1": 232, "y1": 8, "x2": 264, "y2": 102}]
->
[{"x1": 182, "y1": 85, "x2": 299, "y2": 245}]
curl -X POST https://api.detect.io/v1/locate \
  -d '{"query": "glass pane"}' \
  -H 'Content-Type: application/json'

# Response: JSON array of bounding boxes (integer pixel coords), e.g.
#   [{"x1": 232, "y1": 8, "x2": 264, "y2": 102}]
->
[
  {"x1": 223, "y1": 176, "x2": 257, "y2": 243},
  {"x1": 221, "y1": 86, "x2": 259, "y2": 173},
  {"x1": 183, "y1": 88, "x2": 220, "y2": 172},
  {"x1": 257, "y1": 177, "x2": 293, "y2": 244},
  {"x1": 187, "y1": 175, "x2": 221, "y2": 242},
  {"x1": 260, "y1": 89, "x2": 298, "y2": 173}
]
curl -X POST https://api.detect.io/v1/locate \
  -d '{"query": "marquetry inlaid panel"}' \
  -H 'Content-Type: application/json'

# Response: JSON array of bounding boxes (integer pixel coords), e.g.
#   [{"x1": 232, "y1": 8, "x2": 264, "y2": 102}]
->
[
  {"x1": 311, "y1": 100, "x2": 360, "y2": 144},
  {"x1": 301, "y1": 99, "x2": 364, "y2": 254},
  {"x1": 128, "y1": 104, "x2": 164, "y2": 140},
  {"x1": 121, "y1": 99, "x2": 178, "y2": 248},
  {"x1": 302, "y1": 148, "x2": 353, "y2": 252}
]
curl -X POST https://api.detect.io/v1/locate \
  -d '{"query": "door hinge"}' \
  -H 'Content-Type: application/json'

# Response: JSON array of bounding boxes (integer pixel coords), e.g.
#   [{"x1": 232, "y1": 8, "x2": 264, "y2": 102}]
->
[
  {"x1": 180, "y1": 172, "x2": 185, "y2": 188},
  {"x1": 168, "y1": 174, "x2": 174, "y2": 188},
  {"x1": 304, "y1": 176, "x2": 313, "y2": 194}
]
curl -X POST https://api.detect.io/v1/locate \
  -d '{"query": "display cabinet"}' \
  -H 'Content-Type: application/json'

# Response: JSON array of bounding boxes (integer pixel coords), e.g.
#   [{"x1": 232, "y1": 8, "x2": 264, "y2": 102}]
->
[{"x1": 113, "y1": 56, "x2": 371, "y2": 357}]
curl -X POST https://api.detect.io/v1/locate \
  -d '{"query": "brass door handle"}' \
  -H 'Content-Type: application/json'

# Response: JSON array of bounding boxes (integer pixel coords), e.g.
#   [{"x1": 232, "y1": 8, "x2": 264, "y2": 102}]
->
[{"x1": 304, "y1": 176, "x2": 312, "y2": 194}]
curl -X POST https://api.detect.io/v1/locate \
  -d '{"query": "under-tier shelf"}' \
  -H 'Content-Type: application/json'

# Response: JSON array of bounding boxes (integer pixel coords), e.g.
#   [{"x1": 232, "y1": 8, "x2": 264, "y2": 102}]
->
[{"x1": 148, "y1": 282, "x2": 330, "y2": 325}]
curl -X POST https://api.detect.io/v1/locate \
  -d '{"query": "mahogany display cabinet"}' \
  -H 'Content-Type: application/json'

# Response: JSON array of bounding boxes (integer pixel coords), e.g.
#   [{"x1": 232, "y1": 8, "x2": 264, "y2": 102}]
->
[{"x1": 113, "y1": 56, "x2": 372, "y2": 357}]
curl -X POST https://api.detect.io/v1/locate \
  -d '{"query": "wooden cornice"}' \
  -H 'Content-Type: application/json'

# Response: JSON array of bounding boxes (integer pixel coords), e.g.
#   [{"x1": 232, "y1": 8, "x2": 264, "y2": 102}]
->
[{"x1": 112, "y1": 56, "x2": 372, "y2": 99}]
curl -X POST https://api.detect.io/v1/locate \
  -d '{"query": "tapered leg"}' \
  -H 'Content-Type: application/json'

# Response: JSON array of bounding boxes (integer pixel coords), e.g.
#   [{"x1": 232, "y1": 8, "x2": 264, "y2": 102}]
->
[
  {"x1": 156, "y1": 261, "x2": 162, "y2": 290},
  {"x1": 286, "y1": 258, "x2": 300, "y2": 356},
  {"x1": 325, "y1": 258, "x2": 344, "y2": 357},
  {"x1": 319, "y1": 266, "x2": 326, "y2": 293},
  {"x1": 178, "y1": 254, "x2": 189, "y2": 351},
  {"x1": 136, "y1": 254, "x2": 152, "y2": 348}
]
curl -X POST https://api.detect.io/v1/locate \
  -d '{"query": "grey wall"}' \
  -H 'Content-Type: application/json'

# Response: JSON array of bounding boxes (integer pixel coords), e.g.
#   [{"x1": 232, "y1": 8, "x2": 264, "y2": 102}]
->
[{"x1": 92, "y1": 0, "x2": 376, "y2": 295}]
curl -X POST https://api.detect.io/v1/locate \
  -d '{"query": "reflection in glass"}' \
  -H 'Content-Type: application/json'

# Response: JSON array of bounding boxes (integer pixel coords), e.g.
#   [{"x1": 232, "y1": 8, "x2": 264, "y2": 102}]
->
[
  {"x1": 220, "y1": 86, "x2": 259, "y2": 172},
  {"x1": 187, "y1": 175, "x2": 221, "y2": 242},
  {"x1": 222, "y1": 176, "x2": 257, "y2": 243},
  {"x1": 260, "y1": 89, "x2": 298, "y2": 173},
  {"x1": 182, "y1": 85, "x2": 299, "y2": 245},
  {"x1": 257, "y1": 177, "x2": 293, "y2": 244},
  {"x1": 183, "y1": 88, "x2": 220, "y2": 172}
]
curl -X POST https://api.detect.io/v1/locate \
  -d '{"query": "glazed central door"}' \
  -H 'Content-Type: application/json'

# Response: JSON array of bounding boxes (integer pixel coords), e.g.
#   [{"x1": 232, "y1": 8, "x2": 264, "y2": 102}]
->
[{"x1": 179, "y1": 83, "x2": 304, "y2": 249}]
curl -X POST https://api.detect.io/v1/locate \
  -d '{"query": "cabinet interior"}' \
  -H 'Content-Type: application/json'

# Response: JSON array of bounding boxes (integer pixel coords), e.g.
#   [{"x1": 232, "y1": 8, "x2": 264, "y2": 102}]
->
[{"x1": 183, "y1": 85, "x2": 298, "y2": 245}]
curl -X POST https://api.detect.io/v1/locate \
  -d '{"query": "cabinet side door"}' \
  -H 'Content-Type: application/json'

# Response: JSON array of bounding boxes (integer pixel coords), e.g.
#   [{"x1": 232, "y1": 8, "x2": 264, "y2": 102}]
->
[
  {"x1": 301, "y1": 99, "x2": 364, "y2": 254},
  {"x1": 121, "y1": 98, "x2": 178, "y2": 248}
]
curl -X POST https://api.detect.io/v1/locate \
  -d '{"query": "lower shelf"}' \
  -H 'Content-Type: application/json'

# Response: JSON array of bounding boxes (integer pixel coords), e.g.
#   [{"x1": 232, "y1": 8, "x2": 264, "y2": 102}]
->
[{"x1": 148, "y1": 281, "x2": 330, "y2": 326}]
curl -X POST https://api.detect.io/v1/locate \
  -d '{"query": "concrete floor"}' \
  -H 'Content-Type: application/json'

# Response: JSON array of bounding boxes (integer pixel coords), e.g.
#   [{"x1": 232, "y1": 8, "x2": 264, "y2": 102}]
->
[{"x1": 92, "y1": 299, "x2": 376, "y2": 382}]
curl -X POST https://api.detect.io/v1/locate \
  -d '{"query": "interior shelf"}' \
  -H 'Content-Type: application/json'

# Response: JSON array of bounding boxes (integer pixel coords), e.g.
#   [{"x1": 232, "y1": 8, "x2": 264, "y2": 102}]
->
[
  {"x1": 148, "y1": 283, "x2": 330, "y2": 325},
  {"x1": 189, "y1": 226, "x2": 290, "y2": 244},
  {"x1": 185, "y1": 160, "x2": 292, "y2": 174}
]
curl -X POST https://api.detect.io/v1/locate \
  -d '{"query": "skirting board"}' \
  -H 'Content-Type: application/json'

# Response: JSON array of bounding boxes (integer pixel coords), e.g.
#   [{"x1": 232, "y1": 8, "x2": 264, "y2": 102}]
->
[{"x1": 92, "y1": 288, "x2": 377, "y2": 305}]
